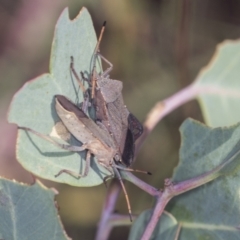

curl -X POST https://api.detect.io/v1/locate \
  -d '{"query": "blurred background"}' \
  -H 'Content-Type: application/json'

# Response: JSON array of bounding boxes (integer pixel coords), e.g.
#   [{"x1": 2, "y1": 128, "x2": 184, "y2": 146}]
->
[{"x1": 1, "y1": 0, "x2": 240, "y2": 239}]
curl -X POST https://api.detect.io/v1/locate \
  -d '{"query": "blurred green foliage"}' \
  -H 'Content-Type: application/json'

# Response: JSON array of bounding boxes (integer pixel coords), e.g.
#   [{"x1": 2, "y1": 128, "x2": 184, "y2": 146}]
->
[{"x1": 1, "y1": 0, "x2": 240, "y2": 239}]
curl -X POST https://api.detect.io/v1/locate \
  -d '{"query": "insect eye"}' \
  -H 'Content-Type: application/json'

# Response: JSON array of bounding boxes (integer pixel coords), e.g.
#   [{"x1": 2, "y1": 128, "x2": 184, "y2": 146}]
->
[{"x1": 114, "y1": 154, "x2": 120, "y2": 161}]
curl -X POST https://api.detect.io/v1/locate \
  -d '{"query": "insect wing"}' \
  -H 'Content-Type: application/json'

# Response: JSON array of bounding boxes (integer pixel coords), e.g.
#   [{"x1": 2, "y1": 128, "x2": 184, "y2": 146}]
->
[
  {"x1": 55, "y1": 95, "x2": 115, "y2": 149},
  {"x1": 128, "y1": 113, "x2": 143, "y2": 141},
  {"x1": 97, "y1": 78, "x2": 123, "y2": 103},
  {"x1": 94, "y1": 89, "x2": 111, "y2": 133},
  {"x1": 121, "y1": 114, "x2": 143, "y2": 166},
  {"x1": 107, "y1": 95, "x2": 129, "y2": 151},
  {"x1": 121, "y1": 128, "x2": 135, "y2": 167}
]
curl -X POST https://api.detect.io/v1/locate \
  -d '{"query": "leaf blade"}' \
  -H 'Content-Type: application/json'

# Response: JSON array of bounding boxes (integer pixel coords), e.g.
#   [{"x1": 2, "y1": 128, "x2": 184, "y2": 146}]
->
[
  {"x1": 194, "y1": 40, "x2": 240, "y2": 127},
  {"x1": 0, "y1": 178, "x2": 69, "y2": 240}
]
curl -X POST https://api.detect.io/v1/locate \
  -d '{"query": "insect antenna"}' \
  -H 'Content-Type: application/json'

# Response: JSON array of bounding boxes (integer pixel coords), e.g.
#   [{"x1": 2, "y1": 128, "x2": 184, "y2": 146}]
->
[
  {"x1": 115, "y1": 163, "x2": 152, "y2": 175},
  {"x1": 94, "y1": 21, "x2": 106, "y2": 55},
  {"x1": 91, "y1": 21, "x2": 106, "y2": 99}
]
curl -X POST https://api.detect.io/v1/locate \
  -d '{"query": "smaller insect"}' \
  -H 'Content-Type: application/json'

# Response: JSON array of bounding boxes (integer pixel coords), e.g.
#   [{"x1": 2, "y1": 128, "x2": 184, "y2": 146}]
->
[{"x1": 70, "y1": 21, "x2": 144, "y2": 167}]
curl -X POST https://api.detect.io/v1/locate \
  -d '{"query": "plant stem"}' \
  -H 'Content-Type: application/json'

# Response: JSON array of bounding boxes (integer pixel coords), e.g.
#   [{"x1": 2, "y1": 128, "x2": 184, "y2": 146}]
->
[
  {"x1": 141, "y1": 188, "x2": 172, "y2": 240},
  {"x1": 95, "y1": 178, "x2": 138, "y2": 240},
  {"x1": 121, "y1": 171, "x2": 159, "y2": 197},
  {"x1": 136, "y1": 84, "x2": 198, "y2": 152},
  {"x1": 95, "y1": 179, "x2": 121, "y2": 240}
]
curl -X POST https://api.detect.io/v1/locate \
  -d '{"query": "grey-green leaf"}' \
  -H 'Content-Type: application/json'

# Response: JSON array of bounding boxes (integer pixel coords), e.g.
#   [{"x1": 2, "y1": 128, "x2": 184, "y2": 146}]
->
[
  {"x1": 128, "y1": 210, "x2": 179, "y2": 240},
  {"x1": 8, "y1": 8, "x2": 108, "y2": 186},
  {"x1": 194, "y1": 40, "x2": 240, "y2": 127},
  {"x1": 0, "y1": 178, "x2": 69, "y2": 240},
  {"x1": 166, "y1": 119, "x2": 240, "y2": 238}
]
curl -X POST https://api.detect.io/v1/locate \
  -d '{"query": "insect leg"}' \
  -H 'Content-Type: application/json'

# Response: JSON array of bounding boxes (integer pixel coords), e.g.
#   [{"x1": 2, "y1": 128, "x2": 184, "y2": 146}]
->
[
  {"x1": 80, "y1": 71, "x2": 91, "y2": 84},
  {"x1": 55, "y1": 150, "x2": 91, "y2": 179},
  {"x1": 112, "y1": 163, "x2": 133, "y2": 222},
  {"x1": 91, "y1": 21, "x2": 106, "y2": 99},
  {"x1": 70, "y1": 56, "x2": 86, "y2": 93},
  {"x1": 98, "y1": 161, "x2": 114, "y2": 187},
  {"x1": 19, "y1": 126, "x2": 87, "y2": 152},
  {"x1": 103, "y1": 175, "x2": 113, "y2": 188},
  {"x1": 69, "y1": 57, "x2": 91, "y2": 114},
  {"x1": 96, "y1": 53, "x2": 113, "y2": 78}
]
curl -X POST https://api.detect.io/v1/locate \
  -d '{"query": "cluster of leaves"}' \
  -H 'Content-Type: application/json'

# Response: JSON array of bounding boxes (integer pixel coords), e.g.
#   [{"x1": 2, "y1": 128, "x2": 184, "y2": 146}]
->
[{"x1": 2, "y1": 7, "x2": 240, "y2": 240}]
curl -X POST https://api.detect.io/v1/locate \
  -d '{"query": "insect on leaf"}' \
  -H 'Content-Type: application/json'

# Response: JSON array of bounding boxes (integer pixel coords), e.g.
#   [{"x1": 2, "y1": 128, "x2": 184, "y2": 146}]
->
[{"x1": 8, "y1": 8, "x2": 108, "y2": 187}]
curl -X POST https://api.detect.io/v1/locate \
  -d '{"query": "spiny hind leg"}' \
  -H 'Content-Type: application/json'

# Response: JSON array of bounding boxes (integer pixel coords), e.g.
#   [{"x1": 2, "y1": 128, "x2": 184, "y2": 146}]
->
[{"x1": 19, "y1": 126, "x2": 87, "y2": 152}]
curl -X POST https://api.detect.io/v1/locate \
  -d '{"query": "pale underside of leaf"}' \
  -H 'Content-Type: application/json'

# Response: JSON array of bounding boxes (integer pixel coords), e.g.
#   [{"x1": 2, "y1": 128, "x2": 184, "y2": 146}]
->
[
  {"x1": 0, "y1": 178, "x2": 69, "y2": 240},
  {"x1": 194, "y1": 40, "x2": 240, "y2": 127}
]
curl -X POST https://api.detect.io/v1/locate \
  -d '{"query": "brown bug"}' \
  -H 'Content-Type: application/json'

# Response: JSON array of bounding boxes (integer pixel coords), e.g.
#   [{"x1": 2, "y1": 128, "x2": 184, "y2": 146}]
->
[
  {"x1": 70, "y1": 21, "x2": 144, "y2": 167},
  {"x1": 20, "y1": 95, "x2": 143, "y2": 221}
]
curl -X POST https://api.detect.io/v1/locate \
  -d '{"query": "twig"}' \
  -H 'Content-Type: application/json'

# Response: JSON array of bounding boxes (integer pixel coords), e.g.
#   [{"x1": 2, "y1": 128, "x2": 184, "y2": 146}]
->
[
  {"x1": 95, "y1": 179, "x2": 121, "y2": 240},
  {"x1": 140, "y1": 147, "x2": 240, "y2": 239},
  {"x1": 136, "y1": 83, "x2": 198, "y2": 152},
  {"x1": 95, "y1": 172, "x2": 158, "y2": 240},
  {"x1": 121, "y1": 171, "x2": 159, "y2": 197}
]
